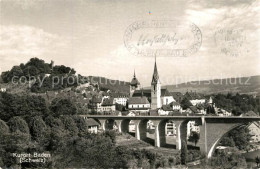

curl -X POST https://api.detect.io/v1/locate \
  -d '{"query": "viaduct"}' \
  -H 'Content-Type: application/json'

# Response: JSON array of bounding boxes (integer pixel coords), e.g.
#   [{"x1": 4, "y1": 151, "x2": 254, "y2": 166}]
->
[{"x1": 81, "y1": 115, "x2": 260, "y2": 158}]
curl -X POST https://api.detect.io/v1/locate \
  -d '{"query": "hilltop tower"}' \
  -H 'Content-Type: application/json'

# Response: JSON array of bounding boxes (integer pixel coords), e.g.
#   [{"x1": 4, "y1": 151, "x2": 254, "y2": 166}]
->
[
  {"x1": 130, "y1": 70, "x2": 140, "y2": 97},
  {"x1": 151, "y1": 57, "x2": 161, "y2": 109}
]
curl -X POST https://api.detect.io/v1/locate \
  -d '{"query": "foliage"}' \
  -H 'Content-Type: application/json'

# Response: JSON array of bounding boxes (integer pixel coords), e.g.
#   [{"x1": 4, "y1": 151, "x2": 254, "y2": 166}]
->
[
  {"x1": 206, "y1": 106, "x2": 216, "y2": 114},
  {"x1": 60, "y1": 116, "x2": 79, "y2": 136},
  {"x1": 8, "y1": 116, "x2": 30, "y2": 134},
  {"x1": 227, "y1": 126, "x2": 252, "y2": 150},
  {"x1": 50, "y1": 98, "x2": 77, "y2": 117},
  {"x1": 180, "y1": 140, "x2": 188, "y2": 165},
  {"x1": 0, "y1": 57, "x2": 79, "y2": 93},
  {"x1": 256, "y1": 156, "x2": 260, "y2": 167},
  {"x1": 209, "y1": 150, "x2": 247, "y2": 168},
  {"x1": 188, "y1": 131, "x2": 200, "y2": 146},
  {"x1": 220, "y1": 136, "x2": 235, "y2": 147},
  {"x1": 213, "y1": 93, "x2": 260, "y2": 115},
  {"x1": 180, "y1": 97, "x2": 192, "y2": 110},
  {"x1": 0, "y1": 92, "x2": 49, "y2": 121},
  {"x1": 115, "y1": 103, "x2": 125, "y2": 111},
  {"x1": 28, "y1": 116, "x2": 50, "y2": 146}
]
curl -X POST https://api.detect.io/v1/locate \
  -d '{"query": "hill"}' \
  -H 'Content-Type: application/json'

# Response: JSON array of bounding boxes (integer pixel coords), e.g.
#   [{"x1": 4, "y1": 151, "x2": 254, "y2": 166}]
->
[{"x1": 165, "y1": 75, "x2": 260, "y2": 95}]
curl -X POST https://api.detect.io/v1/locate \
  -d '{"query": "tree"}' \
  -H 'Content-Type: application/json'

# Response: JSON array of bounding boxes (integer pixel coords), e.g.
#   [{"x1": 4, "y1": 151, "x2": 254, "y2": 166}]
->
[
  {"x1": 8, "y1": 116, "x2": 30, "y2": 134},
  {"x1": 23, "y1": 66, "x2": 40, "y2": 78},
  {"x1": 181, "y1": 98, "x2": 192, "y2": 110},
  {"x1": 256, "y1": 156, "x2": 260, "y2": 167},
  {"x1": 228, "y1": 126, "x2": 251, "y2": 150},
  {"x1": 29, "y1": 116, "x2": 49, "y2": 145},
  {"x1": 180, "y1": 140, "x2": 187, "y2": 165},
  {"x1": 61, "y1": 116, "x2": 79, "y2": 136},
  {"x1": 50, "y1": 98, "x2": 77, "y2": 117},
  {"x1": 209, "y1": 150, "x2": 247, "y2": 168},
  {"x1": 188, "y1": 131, "x2": 200, "y2": 146},
  {"x1": 220, "y1": 136, "x2": 235, "y2": 147}
]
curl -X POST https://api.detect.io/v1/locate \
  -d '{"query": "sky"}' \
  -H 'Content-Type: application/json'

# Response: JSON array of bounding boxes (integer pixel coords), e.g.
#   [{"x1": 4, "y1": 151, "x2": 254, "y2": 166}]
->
[{"x1": 0, "y1": 0, "x2": 259, "y2": 86}]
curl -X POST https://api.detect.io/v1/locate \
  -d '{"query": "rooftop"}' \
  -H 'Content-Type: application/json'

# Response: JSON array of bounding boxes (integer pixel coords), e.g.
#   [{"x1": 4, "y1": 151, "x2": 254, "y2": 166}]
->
[{"x1": 128, "y1": 97, "x2": 150, "y2": 104}]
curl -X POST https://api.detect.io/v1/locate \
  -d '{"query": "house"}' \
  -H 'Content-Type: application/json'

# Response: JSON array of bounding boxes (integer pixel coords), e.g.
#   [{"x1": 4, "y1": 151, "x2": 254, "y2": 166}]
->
[
  {"x1": 187, "y1": 121, "x2": 200, "y2": 138},
  {"x1": 112, "y1": 93, "x2": 129, "y2": 106},
  {"x1": 161, "y1": 88, "x2": 175, "y2": 105},
  {"x1": 184, "y1": 91, "x2": 206, "y2": 106},
  {"x1": 126, "y1": 111, "x2": 136, "y2": 116},
  {"x1": 166, "y1": 121, "x2": 177, "y2": 136},
  {"x1": 185, "y1": 106, "x2": 200, "y2": 114},
  {"x1": 86, "y1": 118, "x2": 100, "y2": 134},
  {"x1": 196, "y1": 104, "x2": 207, "y2": 115},
  {"x1": 101, "y1": 98, "x2": 116, "y2": 113},
  {"x1": 89, "y1": 96, "x2": 102, "y2": 113},
  {"x1": 170, "y1": 101, "x2": 181, "y2": 111},
  {"x1": 248, "y1": 122, "x2": 260, "y2": 143},
  {"x1": 128, "y1": 96, "x2": 150, "y2": 115},
  {"x1": 217, "y1": 108, "x2": 232, "y2": 117},
  {"x1": 0, "y1": 88, "x2": 6, "y2": 92},
  {"x1": 129, "y1": 120, "x2": 135, "y2": 132},
  {"x1": 158, "y1": 105, "x2": 173, "y2": 116}
]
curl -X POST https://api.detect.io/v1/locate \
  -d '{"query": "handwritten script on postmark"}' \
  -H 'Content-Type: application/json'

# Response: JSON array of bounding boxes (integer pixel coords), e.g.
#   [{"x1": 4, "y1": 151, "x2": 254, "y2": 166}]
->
[
  {"x1": 124, "y1": 20, "x2": 202, "y2": 57},
  {"x1": 214, "y1": 28, "x2": 248, "y2": 57}
]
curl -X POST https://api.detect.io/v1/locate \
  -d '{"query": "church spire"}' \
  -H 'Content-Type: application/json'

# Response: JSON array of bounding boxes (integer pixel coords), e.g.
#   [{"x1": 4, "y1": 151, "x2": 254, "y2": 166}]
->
[
  {"x1": 151, "y1": 56, "x2": 159, "y2": 85},
  {"x1": 134, "y1": 69, "x2": 136, "y2": 78}
]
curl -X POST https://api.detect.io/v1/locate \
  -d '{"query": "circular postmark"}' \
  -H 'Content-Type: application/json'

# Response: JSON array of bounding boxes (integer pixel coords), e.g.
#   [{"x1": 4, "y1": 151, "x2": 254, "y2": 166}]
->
[
  {"x1": 124, "y1": 20, "x2": 202, "y2": 57},
  {"x1": 214, "y1": 28, "x2": 248, "y2": 57}
]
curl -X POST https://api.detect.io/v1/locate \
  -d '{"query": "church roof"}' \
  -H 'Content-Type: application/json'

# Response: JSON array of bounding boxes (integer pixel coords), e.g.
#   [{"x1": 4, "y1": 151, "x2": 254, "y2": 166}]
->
[
  {"x1": 130, "y1": 77, "x2": 140, "y2": 86},
  {"x1": 130, "y1": 70, "x2": 140, "y2": 86},
  {"x1": 132, "y1": 89, "x2": 151, "y2": 98},
  {"x1": 132, "y1": 88, "x2": 171, "y2": 97},
  {"x1": 161, "y1": 88, "x2": 171, "y2": 96},
  {"x1": 151, "y1": 58, "x2": 159, "y2": 85},
  {"x1": 128, "y1": 97, "x2": 150, "y2": 104}
]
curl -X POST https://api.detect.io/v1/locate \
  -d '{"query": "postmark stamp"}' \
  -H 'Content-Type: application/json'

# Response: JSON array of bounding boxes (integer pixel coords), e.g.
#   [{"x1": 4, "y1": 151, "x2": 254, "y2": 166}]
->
[
  {"x1": 124, "y1": 20, "x2": 202, "y2": 57},
  {"x1": 214, "y1": 27, "x2": 248, "y2": 57}
]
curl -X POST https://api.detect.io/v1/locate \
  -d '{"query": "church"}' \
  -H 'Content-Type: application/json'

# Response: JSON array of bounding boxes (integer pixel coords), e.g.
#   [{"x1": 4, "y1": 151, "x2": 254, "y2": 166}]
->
[{"x1": 128, "y1": 58, "x2": 175, "y2": 111}]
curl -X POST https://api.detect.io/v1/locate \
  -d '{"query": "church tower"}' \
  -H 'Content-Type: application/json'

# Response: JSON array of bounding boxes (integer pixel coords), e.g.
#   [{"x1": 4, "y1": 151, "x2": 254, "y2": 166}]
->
[
  {"x1": 151, "y1": 57, "x2": 161, "y2": 109},
  {"x1": 130, "y1": 70, "x2": 140, "y2": 97}
]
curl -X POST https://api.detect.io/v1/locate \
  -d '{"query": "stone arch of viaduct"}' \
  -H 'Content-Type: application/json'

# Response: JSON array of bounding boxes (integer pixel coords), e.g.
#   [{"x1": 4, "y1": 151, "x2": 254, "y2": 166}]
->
[{"x1": 83, "y1": 115, "x2": 260, "y2": 159}]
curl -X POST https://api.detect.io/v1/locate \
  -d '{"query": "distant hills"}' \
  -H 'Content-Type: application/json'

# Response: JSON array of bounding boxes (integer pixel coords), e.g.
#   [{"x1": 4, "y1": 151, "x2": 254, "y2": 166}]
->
[
  {"x1": 87, "y1": 75, "x2": 260, "y2": 96},
  {"x1": 165, "y1": 75, "x2": 260, "y2": 96}
]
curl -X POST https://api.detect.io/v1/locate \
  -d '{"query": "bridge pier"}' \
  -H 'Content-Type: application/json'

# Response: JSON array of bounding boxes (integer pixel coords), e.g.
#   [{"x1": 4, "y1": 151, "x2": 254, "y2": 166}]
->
[
  {"x1": 115, "y1": 119, "x2": 130, "y2": 133},
  {"x1": 97, "y1": 119, "x2": 115, "y2": 131},
  {"x1": 175, "y1": 120, "x2": 185, "y2": 150},
  {"x1": 153, "y1": 120, "x2": 166, "y2": 147},
  {"x1": 134, "y1": 120, "x2": 147, "y2": 141},
  {"x1": 198, "y1": 119, "x2": 207, "y2": 155},
  {"x1": 98, "y1": 119, "x2": 106, "y2": 131}
]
